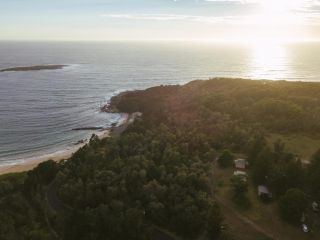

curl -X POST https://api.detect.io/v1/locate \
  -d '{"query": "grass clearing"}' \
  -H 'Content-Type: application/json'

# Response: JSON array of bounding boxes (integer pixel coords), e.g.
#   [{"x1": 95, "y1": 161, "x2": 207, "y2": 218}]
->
[
  {"x1": 267, "y1": 133, "x2": 320, "y2": 161},
  {"x1": 212, "y1": 163, "x2": 320, "y2": 240}
]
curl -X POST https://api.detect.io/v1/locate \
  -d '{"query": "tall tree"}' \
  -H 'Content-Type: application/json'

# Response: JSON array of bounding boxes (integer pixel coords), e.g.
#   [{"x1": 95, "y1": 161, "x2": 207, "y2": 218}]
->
[{"x1": 279, "y1": 188, "x2": 307, "y2": 225}]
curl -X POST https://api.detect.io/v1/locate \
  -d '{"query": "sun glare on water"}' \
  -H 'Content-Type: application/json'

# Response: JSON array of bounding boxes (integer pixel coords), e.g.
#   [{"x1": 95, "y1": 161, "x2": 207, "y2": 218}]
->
[
  {"x1": 249, "y1": 42, "x2": 289, "y2": 80},
  {"x1": 233, "y1": 0, "x2": 308, "y2": 79}
]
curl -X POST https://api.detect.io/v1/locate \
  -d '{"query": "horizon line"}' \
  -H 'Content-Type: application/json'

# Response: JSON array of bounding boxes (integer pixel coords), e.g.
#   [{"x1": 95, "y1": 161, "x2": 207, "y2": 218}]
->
[{"x1": 1, "y1": 38, "x2": 320, "y2": 44}]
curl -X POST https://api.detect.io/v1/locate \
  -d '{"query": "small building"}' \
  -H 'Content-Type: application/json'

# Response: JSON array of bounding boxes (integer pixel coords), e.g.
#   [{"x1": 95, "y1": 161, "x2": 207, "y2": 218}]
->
[
  {"x1": 234, "y1": 159, "x2": 248, "y2": 170},
  {"x1": 233, "y1": 170, "x2": 248, "y2": 181},
  {"x1": 234, "y1": 170, "x2": 247, "y2": 177},
  {"x1": 258, "y1": 185, "x2": 272, "y2": 199}
]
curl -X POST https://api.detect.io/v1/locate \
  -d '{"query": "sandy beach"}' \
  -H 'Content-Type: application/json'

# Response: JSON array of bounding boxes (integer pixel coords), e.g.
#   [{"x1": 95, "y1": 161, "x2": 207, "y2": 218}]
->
[
  {"x1": 0, "y1": 113, "x2": 130, "y2": 176},
  {"x1": 0, "y1": 129, "x2": 110, "y2": 176}
]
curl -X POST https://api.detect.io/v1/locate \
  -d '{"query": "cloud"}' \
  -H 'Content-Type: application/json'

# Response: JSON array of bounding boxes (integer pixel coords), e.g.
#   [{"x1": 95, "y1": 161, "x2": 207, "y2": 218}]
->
[
  {"x1": 104, "y1": 14, "x2": 193, "y2": 21},
  {"x1": 204, "y1": 0, "x2": 252, "y2": 2},
  {"x1": 204, "y1": 0, "x2": 319, "y2": 3},
  {"x1": 101, "y1": 0, "x2": 320, "y2": 27},
  {"x1": 204, "y1": 0, "x2": 320, "y2": 10},
  {"x1": 102, "y1": 12, "x2": 320, "y2": 26},
  {"x1": 102, "y1": 13, "x2": 250, "y2": 24}
]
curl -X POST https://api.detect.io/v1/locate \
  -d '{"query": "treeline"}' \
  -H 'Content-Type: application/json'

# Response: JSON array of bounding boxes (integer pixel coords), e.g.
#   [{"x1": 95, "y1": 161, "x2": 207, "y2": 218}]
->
[
  {"x1": 0, "y1": 78, "x2": 320, "y2": 239},
  {"x1": 115, "y1": 78, "x2": 320, "y2": 135},
  {"x1": 0, "y1": 160, "x2": 59, "y2": 240}
]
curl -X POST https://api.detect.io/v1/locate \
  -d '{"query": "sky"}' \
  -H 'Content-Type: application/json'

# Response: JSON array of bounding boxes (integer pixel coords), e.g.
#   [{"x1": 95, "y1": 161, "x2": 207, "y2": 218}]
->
[{"x1": 1, "y1": 0, "x2": 320, "y2": 42}]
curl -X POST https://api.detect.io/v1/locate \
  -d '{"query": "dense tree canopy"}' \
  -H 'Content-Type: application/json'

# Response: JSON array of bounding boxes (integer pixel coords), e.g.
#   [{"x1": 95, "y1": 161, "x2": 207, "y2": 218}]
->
[
  {"x1": 1, "y1": 78, "x2": 320, "y2": 239},
  {"x1": 307, "y1": 149, "x2": 320, "y2": 200},
  {"x1": 218, "y1": 150, "x2": 234, "y2": 168},
  {"x1": 57, "y1": 124, "x2": 222, "y2": 240},
  {"x1": 279, "y1": 188, "x2": 308, "y2": 225}
]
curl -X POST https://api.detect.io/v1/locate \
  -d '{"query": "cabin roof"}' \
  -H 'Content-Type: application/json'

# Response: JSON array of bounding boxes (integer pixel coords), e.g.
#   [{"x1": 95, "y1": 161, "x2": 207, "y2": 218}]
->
[
  {"x1": 258, "y1": 185, "x2": 271, "y2": 195},
  {"x1": 234, "y1": 170, "x2": 247, "y2": 176},
  {"x1": 234, "y1": 159, "x2": 247, "y2": 169}
]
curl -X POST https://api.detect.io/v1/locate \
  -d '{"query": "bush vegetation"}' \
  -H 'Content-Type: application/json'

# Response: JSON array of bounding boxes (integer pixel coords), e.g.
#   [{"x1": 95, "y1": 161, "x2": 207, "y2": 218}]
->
[{"x1": 1, "y1": 78, "x2": 320, "y2": 238}]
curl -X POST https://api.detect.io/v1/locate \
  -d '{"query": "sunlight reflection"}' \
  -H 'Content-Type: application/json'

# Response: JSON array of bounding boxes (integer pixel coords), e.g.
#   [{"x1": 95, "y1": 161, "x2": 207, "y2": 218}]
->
[{"x1": 248, "y1": 43, "x2": 289, "y2": 80}]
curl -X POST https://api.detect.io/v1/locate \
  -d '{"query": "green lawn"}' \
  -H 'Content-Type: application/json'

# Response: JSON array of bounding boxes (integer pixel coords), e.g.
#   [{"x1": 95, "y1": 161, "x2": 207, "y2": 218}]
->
[{"x1": 267, "y1": 133, "x2": 320, "y2": 161}]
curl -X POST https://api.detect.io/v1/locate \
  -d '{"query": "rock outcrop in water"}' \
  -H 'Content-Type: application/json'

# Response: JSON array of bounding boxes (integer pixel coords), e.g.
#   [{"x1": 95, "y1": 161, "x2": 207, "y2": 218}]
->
[
  {"x1": 72, "y1": 127, "x2": 104, "y2": 131},
  {"x1": 0, "y1": 64, "x2": 67, "y2": 72}
]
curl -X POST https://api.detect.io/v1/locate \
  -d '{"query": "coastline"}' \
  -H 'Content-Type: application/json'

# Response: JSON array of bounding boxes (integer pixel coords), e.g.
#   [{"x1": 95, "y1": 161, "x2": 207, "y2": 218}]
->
[{"x1": 0, "y1": 113, "x2": 130, "y2": 176}]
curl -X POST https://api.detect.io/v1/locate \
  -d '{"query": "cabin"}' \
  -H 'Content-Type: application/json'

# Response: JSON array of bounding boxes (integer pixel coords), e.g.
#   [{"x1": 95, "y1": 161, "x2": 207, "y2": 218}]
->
[
  {"x1": 234, "y1": 159, "x2": 248, "y2": 170},
  {"x1": 234, "y1": 170, "x2": 247, "y2": 177},
  {"x1": 258, "y1": 185, "x2": 272, "y2": 200},
  {"x1": 233, "y1": 170, "x2": 248, "y2": 181}
]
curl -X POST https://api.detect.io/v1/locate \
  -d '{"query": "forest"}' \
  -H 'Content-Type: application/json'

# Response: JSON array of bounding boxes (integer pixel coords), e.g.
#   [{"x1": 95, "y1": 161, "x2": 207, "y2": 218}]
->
[{"x1": 0, "y1": 78, "x2": 320, "y2": 240}]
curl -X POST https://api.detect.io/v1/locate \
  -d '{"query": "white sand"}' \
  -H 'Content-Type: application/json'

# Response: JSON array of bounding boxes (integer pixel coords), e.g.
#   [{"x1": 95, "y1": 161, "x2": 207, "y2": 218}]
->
[
  {"x1": 0, "y1": 129, "x2": 110, "y2": 175},
  {"x1": 0, "y1": 113, "x2": 131, "y2": 176}
]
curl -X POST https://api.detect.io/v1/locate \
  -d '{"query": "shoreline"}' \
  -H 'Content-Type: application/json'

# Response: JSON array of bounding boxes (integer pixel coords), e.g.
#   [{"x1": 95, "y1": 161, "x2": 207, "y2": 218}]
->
[{"x1": 0, "y1": 113, "x2": 130, "y2": 176}]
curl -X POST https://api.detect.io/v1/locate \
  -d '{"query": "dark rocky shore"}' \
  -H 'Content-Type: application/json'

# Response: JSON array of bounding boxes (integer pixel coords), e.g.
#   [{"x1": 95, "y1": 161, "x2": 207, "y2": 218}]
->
[
  {"x1": 72, "y1": 127, "x2": 104, "y2": 131},
  {"x1": 100, "y1": 90, "x2": 140, "y2": 113},
  {"x1": 0, "y1": 64, "x2": 67, "y2": 72}
]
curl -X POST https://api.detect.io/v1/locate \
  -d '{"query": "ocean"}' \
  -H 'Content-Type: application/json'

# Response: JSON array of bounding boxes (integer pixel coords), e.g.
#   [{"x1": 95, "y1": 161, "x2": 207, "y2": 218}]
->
[{"x1": 0, "y1": 41, "x2": 320, "y2": 166}]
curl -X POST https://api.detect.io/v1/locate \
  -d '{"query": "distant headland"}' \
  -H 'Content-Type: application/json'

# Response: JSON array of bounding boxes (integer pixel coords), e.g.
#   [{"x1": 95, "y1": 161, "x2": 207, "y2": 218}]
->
[{"x1": 0, "y1": 64, "x2": 67, "y2": 72}]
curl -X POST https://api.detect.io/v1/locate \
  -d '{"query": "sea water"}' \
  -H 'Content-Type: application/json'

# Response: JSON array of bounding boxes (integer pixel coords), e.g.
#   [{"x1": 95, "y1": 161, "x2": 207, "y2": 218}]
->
[{"x1": 0, "y1": 41, "x2": 319, "y2": 165}]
